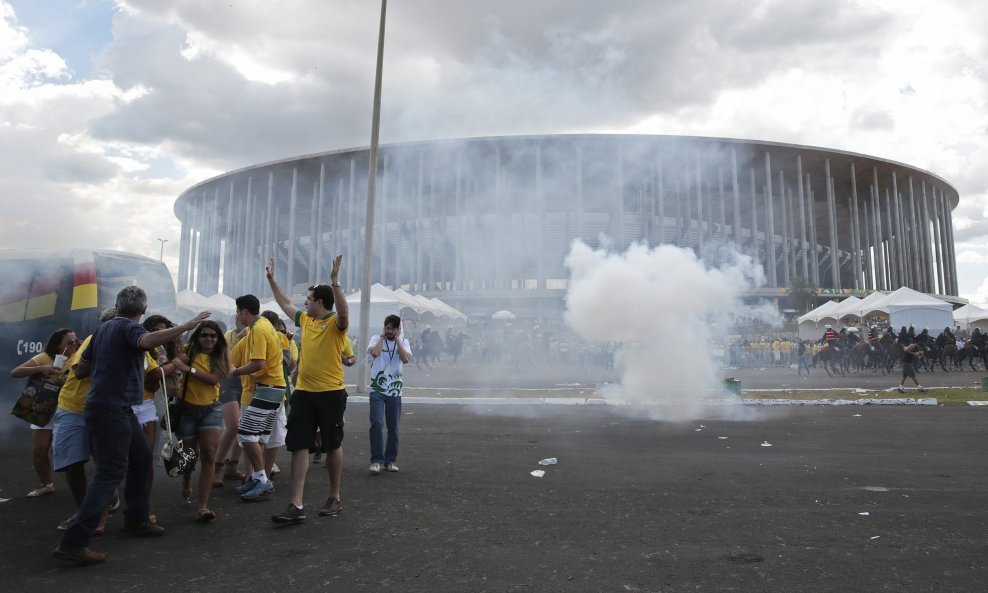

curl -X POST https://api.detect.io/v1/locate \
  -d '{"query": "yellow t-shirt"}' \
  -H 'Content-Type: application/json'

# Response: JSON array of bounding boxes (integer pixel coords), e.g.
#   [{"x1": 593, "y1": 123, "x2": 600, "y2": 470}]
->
[
  {"x1": 58, "y1": 339, "x2": 90, "y2": 413},
  {"x1": 142, "y1": 352, "x2": 159, "y2": 401},
  {"x1": 243, "y1": 316, "x2": 285, "y2": 388},
  {"x1": 343, "y1": 336, "x2": 354, "y2": 359},
  {"x1": 183, "y1": 352, "x2": 221, "y2": 406},
  {"x1": 229, "y1": 335, "x2": 255, "y2": 405},
  {"x1": 293, "y1": 311, "x2": 347, "y2": 392}
]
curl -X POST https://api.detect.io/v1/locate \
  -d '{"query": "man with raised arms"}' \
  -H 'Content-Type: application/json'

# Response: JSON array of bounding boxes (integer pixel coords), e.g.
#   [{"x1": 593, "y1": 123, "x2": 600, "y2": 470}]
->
[{"x1": 267, "y1": 254, "x2": 349, "y2": 524}]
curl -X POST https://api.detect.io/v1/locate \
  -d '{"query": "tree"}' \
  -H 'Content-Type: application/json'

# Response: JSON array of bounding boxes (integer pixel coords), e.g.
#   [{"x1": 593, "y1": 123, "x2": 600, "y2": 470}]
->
[{"x1": 787, "y1": 277, "x2": 817, "y2": 314}]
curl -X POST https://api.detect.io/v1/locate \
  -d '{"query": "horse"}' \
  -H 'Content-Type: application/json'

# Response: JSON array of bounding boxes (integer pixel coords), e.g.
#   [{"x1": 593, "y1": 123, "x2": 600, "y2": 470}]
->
[
  {"x1": 813, "y1": 344, "x2": 845, "y2": 377},
  {"x1": 445, "y1": 332, "x2": 468, "y2": 364},
  {"x1": 953, "y1": 343, "x2": 979, "y2": 371},
  {"x1": 848, "y1": 341, "x2": 879, "y2": 373},
  {"x1": 883, "y1": 341, "x2": 905, "y2": 374}
]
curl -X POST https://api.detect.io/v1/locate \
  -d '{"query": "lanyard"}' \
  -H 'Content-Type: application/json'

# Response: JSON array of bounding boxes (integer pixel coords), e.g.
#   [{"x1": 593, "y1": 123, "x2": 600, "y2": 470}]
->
[{"x1": 381, "y1": 338, "x2": 397, "y2": 367}]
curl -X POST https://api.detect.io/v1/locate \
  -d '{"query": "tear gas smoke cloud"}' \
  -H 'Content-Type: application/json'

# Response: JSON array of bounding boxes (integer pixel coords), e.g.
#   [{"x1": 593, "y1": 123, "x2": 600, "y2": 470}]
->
[{"x1": 564, "y1": 238, "x2": 777, "y2": 422}]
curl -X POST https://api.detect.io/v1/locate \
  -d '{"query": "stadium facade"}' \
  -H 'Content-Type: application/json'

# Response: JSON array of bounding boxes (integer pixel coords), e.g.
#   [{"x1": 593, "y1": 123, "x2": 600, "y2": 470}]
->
[{"x1": 175, "y1": 134, "x2": 960, "y2": 318}]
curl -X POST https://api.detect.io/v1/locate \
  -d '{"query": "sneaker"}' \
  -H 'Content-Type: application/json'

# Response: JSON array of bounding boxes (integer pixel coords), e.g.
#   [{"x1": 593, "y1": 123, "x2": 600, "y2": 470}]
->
[
  {"x1": 318, "y1": 497, "x2": 343, "y2": 517},
  {"x1": 312, "y1": 451, "x2": 323, "y2": 464},
  {"x1": 234, "y1": 478, "x2": 259, "y2": 495},
  {"x1": 369, "y1": 462, "x2": 382, "y2": 474},
  {"x1": 240, "y1": 479, "x2": 274, "y2": 502},
  {"x1": 108, "y1": 493, "x2": 120, "y2": 511},
  {"x1": 270, "y1": 463, "x2": 281, "y2": 477},
  {"x1": 53, "y1": 545, "x2": 106, "y2": 566},
  {"x1": 27, "y1": 483, "x2": 55, "y2": 497},
  {"x1": 896, "y1": 385, "x2": 905, "y2": 393},
  {"x1": 122, "y1": 520, "x2": 165, "y2": 537},
  {"x1": 385, "y1": 463, "x2": 400, "y2": 473},
  {"x1": 271, "y1": 504, "x2": 306, "y2": 524},
  {"x1": 918, "y1": 385, "x2": 928, "y2": 392}
]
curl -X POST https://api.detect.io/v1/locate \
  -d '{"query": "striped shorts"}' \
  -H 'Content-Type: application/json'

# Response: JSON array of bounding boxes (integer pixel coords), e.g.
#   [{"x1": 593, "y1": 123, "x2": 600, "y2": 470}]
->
[{"x1": 237, "y1": 385, "x2": 284, "y2": 445}]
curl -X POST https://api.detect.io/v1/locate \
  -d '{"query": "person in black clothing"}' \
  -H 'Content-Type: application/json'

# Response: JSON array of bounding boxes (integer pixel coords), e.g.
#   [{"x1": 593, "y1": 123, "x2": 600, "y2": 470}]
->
[
  {"x1": 898, "y1": 326, "x2": 910, "y2": 344},
  {"x1": 897, "y1": 339, "x2": 926, "y2": 393}
]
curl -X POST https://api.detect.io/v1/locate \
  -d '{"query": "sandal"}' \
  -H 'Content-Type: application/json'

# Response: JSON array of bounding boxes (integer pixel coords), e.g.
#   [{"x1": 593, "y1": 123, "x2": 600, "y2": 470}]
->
[
  {"x1": 57, "y1": 514, "x2": 77, "y2": 531},
  {"x1": 95, "y1": 509, "x2": 109, "y2": 535},
  {"x1": 197, "y1": 509, "x2": 216, "y2": 522}
]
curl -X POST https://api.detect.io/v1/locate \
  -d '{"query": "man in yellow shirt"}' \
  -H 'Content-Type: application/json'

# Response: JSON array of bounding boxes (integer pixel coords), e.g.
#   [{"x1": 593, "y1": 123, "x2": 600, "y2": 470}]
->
[
  {"x1": 229, "y1": 294, "x2": 287, "y2": 502},
  {"x1": 266, "y1": 254, "x2": 348, "y2": 524}
]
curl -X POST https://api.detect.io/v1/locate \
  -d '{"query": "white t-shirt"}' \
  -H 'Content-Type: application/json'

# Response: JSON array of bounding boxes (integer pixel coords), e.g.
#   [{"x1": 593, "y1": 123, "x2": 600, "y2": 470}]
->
[{"x1": 367, "y1": 335, "x2": 410, "y2": 397}]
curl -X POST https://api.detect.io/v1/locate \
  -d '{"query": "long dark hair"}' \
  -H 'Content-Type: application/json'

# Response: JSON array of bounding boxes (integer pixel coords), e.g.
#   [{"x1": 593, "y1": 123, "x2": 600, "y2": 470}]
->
[
  {"x1": 44, "y1": 328, "x2": 74, "y2": 359},
  {"x1": 143, "y1": 315, "x2": 182, "y2": 359},
  {"x1": 184, "y1": 320, "x2": 229, "y2": 377}
]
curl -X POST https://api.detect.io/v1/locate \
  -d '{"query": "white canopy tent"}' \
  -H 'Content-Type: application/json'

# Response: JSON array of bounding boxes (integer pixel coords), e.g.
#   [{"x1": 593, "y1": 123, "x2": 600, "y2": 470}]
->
[
  {"x1": 849, "y1": 291, "x2": 889, "y2": 319},
  {"x1": 429, "y1": 297, "x2": 467, "y2": 321},
  {"x1": 832, "y1": 296, "x2": 863, "y2": 321},
  {"x1": 346, "y1": 284, "x2": 402, "y2": 332},
  {"x1": 860, "y1": 287, "x2": 953, "y2": 331},
  {"x1": 954, "y1": 304, "x2": 986, "y2": 330},
  {"x1": 176, "y1": 289, "x2": 211, "y2": 313},
  {"x1": 797, "y1": 300, "x2": 842, "y2": 324},
  {"x1": 203, "y1": 293, "x2": 237, "y2": 315}
]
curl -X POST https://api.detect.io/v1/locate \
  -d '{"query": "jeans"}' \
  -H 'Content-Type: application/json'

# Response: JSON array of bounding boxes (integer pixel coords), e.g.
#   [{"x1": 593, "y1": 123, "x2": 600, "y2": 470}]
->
[
  {"x1": 368, "y1": 391, "x2": 401, "y2": 464},
  {"x1": 59, "y1": 403, "x2": 152, "y2": 549}
]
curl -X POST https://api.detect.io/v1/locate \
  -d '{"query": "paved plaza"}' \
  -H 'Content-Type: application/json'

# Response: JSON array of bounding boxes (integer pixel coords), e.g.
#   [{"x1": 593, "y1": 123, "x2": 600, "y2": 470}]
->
[{"x1": 1, "y1": 397, "x2": 987, "y2": 592}]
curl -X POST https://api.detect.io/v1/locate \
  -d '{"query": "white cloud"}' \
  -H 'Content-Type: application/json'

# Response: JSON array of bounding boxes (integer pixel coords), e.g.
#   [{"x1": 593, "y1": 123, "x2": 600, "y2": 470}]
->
[{"x1": 3, "y1": 0, "x2": 988, "y2": 299}]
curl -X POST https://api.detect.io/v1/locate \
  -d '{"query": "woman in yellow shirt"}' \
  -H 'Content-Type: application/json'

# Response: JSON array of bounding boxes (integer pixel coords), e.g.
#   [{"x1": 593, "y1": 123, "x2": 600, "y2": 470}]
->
[
  {"x1": 171, "y1": 320, "x2": 229, "y2": 520},
  {"x1": 9, "y1": 328, "x2": 79, "y2": 497}
]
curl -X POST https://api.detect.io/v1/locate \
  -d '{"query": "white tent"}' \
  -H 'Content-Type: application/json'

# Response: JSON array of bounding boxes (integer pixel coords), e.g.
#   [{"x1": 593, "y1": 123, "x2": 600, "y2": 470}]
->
[
  {"x1": 429, "y1": 297, "x2": 467, "y2": 320},
  {"x1": 797, "y1": 299, "x2": 842, "y2": 324},
  {"x1": 346, "y1": 284, "x2": 401, "y2": 330},
  {"x1": 861, "y1": 287, "x2": 952, "y2": 331},
  {"x1": 176, "y1": 289, "x2": 211, "y2": 313},
  {"x1": 259, "y1": 298, "x2": 290, "y2": 318},
  {"x1": 797, "y1": 299, "x2": 850, "y2": 340},
  {"x1": 391, "y1": 288, "x2": 433, "y2": 314},
  {"x1": 832, "y1": 296, "x2": 863, "y2": 321},
  {"x1": 850, "y1": 291, "x2": 889, "y2": 319},
  {"x1": 203, "y1": 293, "x2": 237, "y2": 315},
  {"x1": 953, "y1": 303, "x2": 985, "y2": 330}
]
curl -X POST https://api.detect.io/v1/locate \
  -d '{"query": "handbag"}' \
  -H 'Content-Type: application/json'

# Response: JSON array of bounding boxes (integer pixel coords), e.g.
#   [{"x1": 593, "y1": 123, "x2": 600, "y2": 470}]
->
[
  {"x1": 9, "y1": 374, "x2": 62, "y2": 426},
  {"x1": 157, "y1": 367, "x2": 198, "y2": 477}
]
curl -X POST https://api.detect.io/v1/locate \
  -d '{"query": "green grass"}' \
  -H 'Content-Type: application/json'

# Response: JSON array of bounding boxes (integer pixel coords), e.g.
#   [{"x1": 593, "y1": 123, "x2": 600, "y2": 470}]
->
[{"x1": 741, "y1": 387, "x2": 988, "y2": 406}]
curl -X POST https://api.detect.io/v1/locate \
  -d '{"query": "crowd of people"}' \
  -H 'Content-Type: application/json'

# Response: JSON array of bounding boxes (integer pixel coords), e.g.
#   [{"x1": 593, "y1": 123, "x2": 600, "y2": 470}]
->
[{"x1": 9, "y1": 254, "x2": 412, "y2": 567}]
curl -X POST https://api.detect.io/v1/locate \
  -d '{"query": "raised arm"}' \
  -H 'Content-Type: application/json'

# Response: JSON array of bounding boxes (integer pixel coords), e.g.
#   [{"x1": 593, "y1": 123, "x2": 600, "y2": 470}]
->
[
  {"x1": 138, "y1": 311, "x2": 210, "y2": 350},
  {"x1": 266, "y1": 256, "x2": 301, "y2": 320},
  {"x1": 331, "y1": 254, "x2": 348, "y2": 331}
]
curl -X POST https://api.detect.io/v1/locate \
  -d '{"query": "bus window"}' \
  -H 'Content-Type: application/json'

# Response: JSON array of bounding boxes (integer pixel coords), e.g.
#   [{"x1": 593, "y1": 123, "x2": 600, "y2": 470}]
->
[{"x1": 94, "y1": 253, "x2": 177, "y2": 318}]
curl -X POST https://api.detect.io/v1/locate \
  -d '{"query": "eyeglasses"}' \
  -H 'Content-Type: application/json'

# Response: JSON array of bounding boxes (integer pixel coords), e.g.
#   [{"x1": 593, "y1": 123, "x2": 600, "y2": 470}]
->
[{"x1": 199, "y1": 333, "x2": 218, "y2": 339}]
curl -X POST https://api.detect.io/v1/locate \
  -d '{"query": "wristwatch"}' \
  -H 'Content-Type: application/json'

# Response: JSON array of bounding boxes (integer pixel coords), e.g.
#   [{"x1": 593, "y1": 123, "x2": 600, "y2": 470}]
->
[
  {"x1": 331, "y1": 282, "x2": 341, "y2": 288},
  {"x1": 190, "y1": 367, "x2": 197, "y2": 375}
]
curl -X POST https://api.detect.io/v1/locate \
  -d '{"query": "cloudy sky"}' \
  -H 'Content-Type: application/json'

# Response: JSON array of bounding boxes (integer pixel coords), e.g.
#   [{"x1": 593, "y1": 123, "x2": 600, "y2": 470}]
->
[{"x1": 3, "y1": 0, "x2": 988, "y2": 303}]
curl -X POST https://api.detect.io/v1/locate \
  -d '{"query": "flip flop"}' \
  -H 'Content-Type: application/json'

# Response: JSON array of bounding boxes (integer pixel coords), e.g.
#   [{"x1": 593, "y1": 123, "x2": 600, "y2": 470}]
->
[{"x1": 197, "y1": 509, "x2": 216, "y2": 522}]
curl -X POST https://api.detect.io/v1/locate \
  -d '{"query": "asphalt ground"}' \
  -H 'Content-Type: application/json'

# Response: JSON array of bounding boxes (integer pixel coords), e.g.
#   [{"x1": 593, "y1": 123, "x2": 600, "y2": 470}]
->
[{"x1": 2, "y1": 398, "x2": 987, "y2": 593}]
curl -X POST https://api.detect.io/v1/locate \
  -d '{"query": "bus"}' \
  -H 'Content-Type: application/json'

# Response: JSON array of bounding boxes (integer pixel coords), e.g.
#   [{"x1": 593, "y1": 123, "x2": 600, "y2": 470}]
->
[{"x1": 0, "y1": 249, "x2": 177, "y2": 401}]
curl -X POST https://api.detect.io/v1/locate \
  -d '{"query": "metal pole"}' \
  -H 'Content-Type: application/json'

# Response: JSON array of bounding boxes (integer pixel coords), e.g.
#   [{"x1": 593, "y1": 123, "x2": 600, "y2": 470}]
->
[
  {"x1": 157, "y1": 238, "x2": 167, "y2": 262},
  {"x1": 357, "y1": 0, "x2": 387, "y2": 395}
]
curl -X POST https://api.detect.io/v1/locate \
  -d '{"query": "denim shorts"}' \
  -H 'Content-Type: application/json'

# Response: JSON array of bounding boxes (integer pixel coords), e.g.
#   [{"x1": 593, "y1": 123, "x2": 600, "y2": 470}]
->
[
  {"x1": 176, "y1": 401, "x2": 223, "y2": 439},
  {"x1": 52, "y1": 409, "x2": 89, "y2": 471}
]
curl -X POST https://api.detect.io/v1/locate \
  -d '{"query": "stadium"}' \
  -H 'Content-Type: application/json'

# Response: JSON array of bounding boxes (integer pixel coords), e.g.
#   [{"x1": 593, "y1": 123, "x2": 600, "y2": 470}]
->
[{"x1": 174, "y1": 134, "x2": 961, "y2": 318}]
